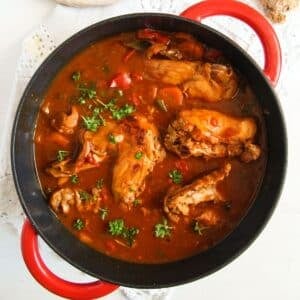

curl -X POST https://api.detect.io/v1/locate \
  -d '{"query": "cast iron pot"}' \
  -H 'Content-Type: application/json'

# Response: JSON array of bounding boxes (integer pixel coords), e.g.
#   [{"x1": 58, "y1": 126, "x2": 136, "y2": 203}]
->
[{"x1": 11, "y1": 1, "x2": 287, "y2": 299}]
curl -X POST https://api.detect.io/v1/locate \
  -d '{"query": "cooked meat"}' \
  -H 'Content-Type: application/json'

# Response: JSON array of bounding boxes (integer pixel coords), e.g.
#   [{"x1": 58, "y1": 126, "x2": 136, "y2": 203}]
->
[
  {"x1": 196, "y1": 207, "x2": 222, "y2": 226},
  {"x1": 164, "y1": 163, "x2": 231, "y2": 222},
  {"x1": 112, "y1": 115, "x2": 166, "y2": 205},
  {"x1": 144, "y1": 59, "x2": 238, "y2": 102},
  {"x1": 51, "y1": 106, "x2": 79, "y2": 134},
  {"x1": 75, "y1": 121, "x2": 121, "y2": 172},
  {"x1": 46, "y1": 159, "x2": 73, "y2": 178},
  {"x1": 165, "y1": 109, "x2": 261, "y2": 162},
  {"x1": 50, "y1": 188, "x2": 77, "y2": 214},
  {"x1": 50, "y1": 187, "x2": 104, "y2": 214}
]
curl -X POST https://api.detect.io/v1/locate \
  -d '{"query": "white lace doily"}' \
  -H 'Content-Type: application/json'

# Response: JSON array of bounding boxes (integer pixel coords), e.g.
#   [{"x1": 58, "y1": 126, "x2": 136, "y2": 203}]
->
[{"x1": 0, "y1": 0, "x2": 299, "y2": 298}]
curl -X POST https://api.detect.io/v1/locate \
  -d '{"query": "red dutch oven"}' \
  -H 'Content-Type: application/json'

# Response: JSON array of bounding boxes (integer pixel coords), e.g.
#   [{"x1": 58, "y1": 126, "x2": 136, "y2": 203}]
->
[{"x1": 12, "y1": 0, "x2": 286, "y2": 299}]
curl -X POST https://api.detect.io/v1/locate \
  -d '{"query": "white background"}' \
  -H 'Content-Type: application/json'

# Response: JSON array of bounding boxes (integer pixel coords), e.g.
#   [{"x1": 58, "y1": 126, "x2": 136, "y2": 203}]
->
[{"x1": 0, "y1": 0, "x2": 300, "y2": 299}]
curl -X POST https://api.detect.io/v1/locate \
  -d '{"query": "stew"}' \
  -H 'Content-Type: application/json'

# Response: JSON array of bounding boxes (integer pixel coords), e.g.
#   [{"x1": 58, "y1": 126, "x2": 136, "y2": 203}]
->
[{"x1": 34, "y1": 29, "x2": 267, "y2": 263}]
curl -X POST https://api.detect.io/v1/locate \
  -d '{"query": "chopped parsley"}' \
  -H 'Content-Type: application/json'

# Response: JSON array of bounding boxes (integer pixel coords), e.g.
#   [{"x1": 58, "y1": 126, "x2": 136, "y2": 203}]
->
[
  {"x1": 73, "y1": 218, "x2": 85, "y2": 230},
  {"x1": 133, "y1": 199, "x2": 141, "y2": 207},
  {"x1": 154, "y1": 218, "x2": 172, "y2": 238},
  {"x1": 135, "y1": 151, "x2": 143, "y2": 160},
  {"x1": 156, "y1": 99, "x2": 168, "y2": 112},
  {"x1": 169, "y1": 169, "x2": 183, "y2": 184},
  {"x1": 78, "y1": 85, "x2": 97, "y2": 99},
  {"x1": 71, "y1": 71, "x2": 81, "y2": 82},
  {"x1": 108, "y1": 219, "x2": 139, "y2": 246},
  {"x1": 70, "y1": 174, "x2": 79, "y2": 184},
  {"x1": 115, "y1": 89, "x2": 124, "y2": 97},
  {"x1": 56, "y1": 150, "x2": 69, "y2": 162},
  {"x1": 82, "y1": 108, "x2": 105, "y2": 132},
  {"x1": 108, "y1": 133, "x2": 116, "y2": 144},
  {"x1": 111, "y1": 104, "x2": 135, "y2": 120},
  {"x1": 193, "y1": 221, "x2": 208, "y2": 235},
  {"x1": 79, "y1": 191, "x2": 91, "y2": 201},
  {"x1": 77, "y1": 97, "x2": 86, "y2": 105},
  {"x1": 108, "y1": 219, "x2": 125, "y2": 236},
  {"x1": 99, "y1": 207, "x2": 109, "y2": 220},
  {"x1": 96, "y1": 178, "x2": 104, "y2": 189}
]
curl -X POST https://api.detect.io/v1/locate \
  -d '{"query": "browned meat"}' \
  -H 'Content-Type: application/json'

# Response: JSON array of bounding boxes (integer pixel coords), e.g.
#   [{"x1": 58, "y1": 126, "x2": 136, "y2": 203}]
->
[
  {"x1": 144, "y1": 59, "x2": 238, "y2": 102},
  {"x1": 164, "y1": 109, "x2": 261, "y2": 162},
  {"x1": 112, "y1": 115, "x2": 166, "y2": 206},
  {"x1": 51, "y1": 106, "x2": 79, "y2": 134},
  {"x1": 164, "y1": 164, "x2": 231, "y2": 222},
  {"x1": 50, "y1": 187, "x2": 104, "y2": 214}
]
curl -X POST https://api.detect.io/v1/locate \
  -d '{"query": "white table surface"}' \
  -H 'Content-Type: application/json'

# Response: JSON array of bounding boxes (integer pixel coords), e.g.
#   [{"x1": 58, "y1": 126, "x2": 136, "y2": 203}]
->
[{"x1": 1, "y1": 0, "x2": 300, "y2": 299}]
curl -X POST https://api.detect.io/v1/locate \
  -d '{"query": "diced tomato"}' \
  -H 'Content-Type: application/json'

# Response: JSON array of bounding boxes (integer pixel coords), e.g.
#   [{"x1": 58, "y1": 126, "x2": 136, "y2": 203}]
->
[
  {"x1": 109, "y1": 72, "x2": 132, "y2": 89},
  {"x1": 123, "y1": 49, "x2": 136, "y2": 63},
  {"x1": 175, "y1": 160, "x2": 189, "y2": 173},
  {"x1": 137, "y1": 28, "x2": 170, "y2": 45}
]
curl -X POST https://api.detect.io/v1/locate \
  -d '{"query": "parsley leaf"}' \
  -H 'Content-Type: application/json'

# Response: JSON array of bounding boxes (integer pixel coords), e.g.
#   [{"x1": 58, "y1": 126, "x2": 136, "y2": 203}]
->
[
  {"x1": 108, "y1": 219, "x2": 124, "y2": 236},
  {"x1": 96, "y1": 178, "x2": 104, "y2": 189},
  {"x1": 111, "y1": 104, "x2": 135, "y2": 120},
  {"x1": 135, "y1": 151, "x2": 143, "y2": 160},
  {"x1": 99, "y1": 207, "x2": 109, "y2": 220},
  {"x1": 78, "y1": 85, "x2": 97, "y2": 99},
  {"x1": 108, "y1": 133, "x2": 116, "y2": 144},
  {"x1": 108, "y1": 219, "x2": 139, "y2": 246},
  {"x1": 169, "y1": 169, "x2": 183, "y2": 184},
  {"x1": 133, "y1": 199, "x2": 141, "y2": 207},
  {"x1": 73, "y1": 219, "x2": 85, "y2": 230},
  {"x1": 72, "y1": 71, "x2": 81, "y2": 82},
  {"x1": 154, "y1": 218, "x2": 172, "y2": 238},
  {"x1": 56, "y1": 150, "x2": 69, "y2": 162},
  {"x1": 193, "y1": 221, "x2": 208, "y2": 235},
  {"x1": 79, "y1": 191, "x2": 91, "y2": 201},
  {"x1": 70, "y1": 174, "x2": 79, "y2": 184}
]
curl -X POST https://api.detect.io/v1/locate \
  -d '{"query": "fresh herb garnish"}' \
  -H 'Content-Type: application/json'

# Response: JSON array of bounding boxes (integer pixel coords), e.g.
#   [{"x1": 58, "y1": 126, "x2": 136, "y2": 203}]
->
[
  {"x1": 108, "y1": 219, "x2": 125, "y2": 236},
  {"x1": 73, "y1": 218, "x2": 85, "y2": 230},
  {"x1": 56, "y1": 150, "x2": 69, "y2": 162},
  {"x1": 111, "y1": 104, "x2": 135, "y2": 120},
  {"x1": 96, "y1": 178, "x2": 104, "y2": 189},
  {"x1": 108, "y1": 219, "x2": 139, "y2": 246},
  {"x1": 77, "y1": 97, "x2": 86, "y2": 105},
  {"x1": 133, "y1": 199, "x2": 141, "y2": 207},
  {"x1": 78, "y1": 85, "x2": 97, "y2": 99},
  {"x1": 79, "y1": 191, "x2": 91, "y2": 201},
  {"x1": 169, "y1": 169, "x2": 183, "y2": 184},
  {"x1": 156, "y1": 99, "x2": 168, "y2": 112},
  {"x1": 135, "y1": 151, "x2": 143, "y2": 160},
  {"x1": 70, "y1": 174, "x2": 79, "y2": 184},
  {"x1": 193, "y1": 221, "x2": 208, "y2": 235},
  {"x1": 108, "y1": 133, "x2": 116, "y2": 144},
  {"x1": 71, "y1": 71, "x2": 81, "y2": 82},
  {"x1": 82, "y1": 115, "x2": 103, "y2": 132},
  {"x1": 154, "y1": 218, "x2": 172, "y2": 238},
  {"x1": 99, "y1": 207, "x2": 109, "y2": 220}
]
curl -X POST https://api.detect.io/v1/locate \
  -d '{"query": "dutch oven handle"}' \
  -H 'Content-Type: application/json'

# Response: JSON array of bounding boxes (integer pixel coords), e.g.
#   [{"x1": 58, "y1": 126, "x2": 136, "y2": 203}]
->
[
  {"x1": 21, "y1": 219, "x2": 119, "y2": 300},
  {"x1": 180, "y1": 0, "x2": 281, "y2": 85}
]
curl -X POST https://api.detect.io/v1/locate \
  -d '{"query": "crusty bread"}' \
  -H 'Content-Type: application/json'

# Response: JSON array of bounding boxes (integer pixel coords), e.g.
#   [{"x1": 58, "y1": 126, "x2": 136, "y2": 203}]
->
[
  {"x1": 55, "y1": 0, "x2": 119, "y2": 7},
  {"x1": 260, "y1": 0, "x2": 299, "y2": 22}
]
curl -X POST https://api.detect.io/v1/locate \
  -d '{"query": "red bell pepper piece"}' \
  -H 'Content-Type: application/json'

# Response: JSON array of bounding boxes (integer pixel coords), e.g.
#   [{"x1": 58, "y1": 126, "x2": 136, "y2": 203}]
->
[{"x1": 109, "y1": 72, "x2": 132, "y2": 89}]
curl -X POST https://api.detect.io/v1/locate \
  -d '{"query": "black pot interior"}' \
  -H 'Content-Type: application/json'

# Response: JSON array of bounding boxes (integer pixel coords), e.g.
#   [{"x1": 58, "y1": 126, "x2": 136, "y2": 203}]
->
[{"x1": 11, "y1": 14, "x2": 287, "y2": 288}]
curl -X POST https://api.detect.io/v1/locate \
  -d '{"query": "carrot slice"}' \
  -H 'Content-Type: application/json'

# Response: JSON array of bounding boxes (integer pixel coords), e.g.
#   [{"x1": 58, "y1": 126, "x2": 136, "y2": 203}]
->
[{"x1": 157, "y1": 86, "x2": 184, "y2": 108}]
